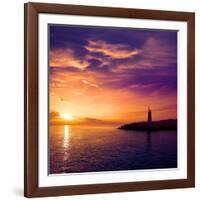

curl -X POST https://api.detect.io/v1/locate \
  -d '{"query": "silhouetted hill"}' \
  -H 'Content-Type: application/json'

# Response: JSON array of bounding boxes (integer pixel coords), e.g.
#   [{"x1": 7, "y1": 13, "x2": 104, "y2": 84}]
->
[{"x1": 118, "y1": 119, "x2": 177, "y2": 131}]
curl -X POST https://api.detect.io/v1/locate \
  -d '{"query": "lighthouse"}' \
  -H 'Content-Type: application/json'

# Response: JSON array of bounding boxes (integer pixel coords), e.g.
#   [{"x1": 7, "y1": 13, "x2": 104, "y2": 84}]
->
[{"x1": 147, "y1": 107, "x2": 152, "y2": 123}]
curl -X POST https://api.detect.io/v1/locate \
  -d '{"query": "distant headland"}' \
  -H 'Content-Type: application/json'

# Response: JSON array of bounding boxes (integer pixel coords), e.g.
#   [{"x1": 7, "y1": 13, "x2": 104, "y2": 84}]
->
[{"x1": 118, "y1": 107, "x2": 177, "y2": 131}]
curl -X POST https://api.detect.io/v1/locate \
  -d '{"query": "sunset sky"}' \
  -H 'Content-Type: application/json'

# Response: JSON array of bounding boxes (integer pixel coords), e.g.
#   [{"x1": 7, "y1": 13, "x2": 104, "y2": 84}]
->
[{"x1": 49, "y1": 25, "x2": 177, "y2": 126}]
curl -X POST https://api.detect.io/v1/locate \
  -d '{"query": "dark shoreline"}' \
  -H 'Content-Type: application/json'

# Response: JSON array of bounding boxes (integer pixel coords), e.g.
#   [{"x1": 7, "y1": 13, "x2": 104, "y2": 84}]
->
[{"x1": 118, "y1": 119, "x2": 177, "y2": 131}]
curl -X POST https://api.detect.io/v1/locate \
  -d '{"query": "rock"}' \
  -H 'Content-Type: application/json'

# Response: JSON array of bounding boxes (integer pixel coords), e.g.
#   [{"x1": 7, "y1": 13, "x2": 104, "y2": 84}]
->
[{"x1": 118, "y1": 119, "x2": 177, "y2": 131}]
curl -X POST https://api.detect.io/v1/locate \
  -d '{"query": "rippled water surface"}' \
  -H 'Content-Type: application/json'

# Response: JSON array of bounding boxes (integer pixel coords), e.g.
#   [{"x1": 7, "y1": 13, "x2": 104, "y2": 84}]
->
[{"x1": 49, "y1": 125, "x2": 177, "y2": 174}]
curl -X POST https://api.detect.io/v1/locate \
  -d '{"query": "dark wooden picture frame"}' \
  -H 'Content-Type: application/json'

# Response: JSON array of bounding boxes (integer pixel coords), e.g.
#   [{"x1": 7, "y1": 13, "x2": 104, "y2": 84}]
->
[{"x1": 24, "y1": 2, "x2": 195, "y2": 198}]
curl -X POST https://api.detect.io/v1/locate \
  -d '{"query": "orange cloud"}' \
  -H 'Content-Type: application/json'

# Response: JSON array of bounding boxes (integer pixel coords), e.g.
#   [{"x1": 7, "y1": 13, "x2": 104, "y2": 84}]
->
[
  {"x1": 81, "y1": 79, "x2": 99, "y2": 88},
  {"x1": 86, "y1": 40, "x2": 141, "y2": 59},
  {"x1": 50, "y1": 48, "x2": 89, "y2": 69}
]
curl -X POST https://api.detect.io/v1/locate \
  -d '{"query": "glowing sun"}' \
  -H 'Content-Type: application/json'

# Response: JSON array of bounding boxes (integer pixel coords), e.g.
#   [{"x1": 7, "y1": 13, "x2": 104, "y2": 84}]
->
[{"x1": 61, "y1": 113, "x2": 74, "y2": 120}]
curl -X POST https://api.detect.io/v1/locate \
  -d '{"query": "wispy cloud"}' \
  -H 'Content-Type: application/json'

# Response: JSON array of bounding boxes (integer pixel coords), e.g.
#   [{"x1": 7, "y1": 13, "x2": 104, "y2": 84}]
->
[
  {"x1": 81, "y1": 79, "x2": 99, "y2": 88},
  {"x1": 113, "y1": 37, "x2": 177, "y2": 72},
  {"x1": 86, "y1": 40, "x2": 141, "y2": 59},
  {"x1": 50, "y1": 48, "x2": 89, "y2": 69}
]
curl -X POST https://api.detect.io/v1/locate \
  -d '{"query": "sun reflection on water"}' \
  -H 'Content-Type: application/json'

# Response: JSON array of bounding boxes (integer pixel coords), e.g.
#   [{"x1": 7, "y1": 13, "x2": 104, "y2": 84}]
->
[
  {"x1": 63, "y1": 125, "x2": 70, "y2": 161},
  {"x1": 63, "y1": 125, "x2": 69, "y2": 146}
]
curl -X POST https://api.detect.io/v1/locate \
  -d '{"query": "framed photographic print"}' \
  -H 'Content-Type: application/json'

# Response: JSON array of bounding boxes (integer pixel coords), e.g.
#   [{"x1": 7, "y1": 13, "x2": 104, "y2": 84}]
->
[{"x1": 24, "y1": 2, "x2": 195, "y2": 197}]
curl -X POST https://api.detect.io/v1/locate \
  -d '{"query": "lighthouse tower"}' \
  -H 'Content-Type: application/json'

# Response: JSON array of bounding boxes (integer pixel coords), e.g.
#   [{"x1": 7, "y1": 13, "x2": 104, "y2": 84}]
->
[{"x1": 147, "y1": 107, "x2": 152, "y2": 123}]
